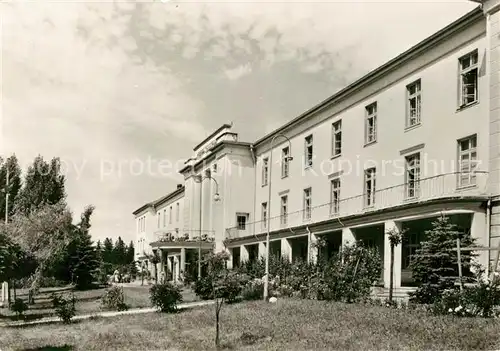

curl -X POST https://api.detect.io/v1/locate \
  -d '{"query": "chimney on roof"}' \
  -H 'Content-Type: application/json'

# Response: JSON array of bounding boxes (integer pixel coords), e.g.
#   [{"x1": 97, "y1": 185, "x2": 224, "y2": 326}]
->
[{"x1": 177, "y1": 184, "x2": 183, "y2": 189}]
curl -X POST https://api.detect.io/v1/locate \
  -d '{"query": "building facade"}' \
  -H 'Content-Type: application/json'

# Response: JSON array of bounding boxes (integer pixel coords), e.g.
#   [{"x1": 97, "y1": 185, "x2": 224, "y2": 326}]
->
[{"x1": 134, "y1": 1, "x2": 500, "y2": 289}]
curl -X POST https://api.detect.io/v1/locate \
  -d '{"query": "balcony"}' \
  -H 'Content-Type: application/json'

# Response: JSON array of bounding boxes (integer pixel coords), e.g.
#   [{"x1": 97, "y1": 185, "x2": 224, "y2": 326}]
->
[
  {"x1": 225, "y1": 171, "x2": 488, "y2": 240},
  {"x1": 151, "y1": 230, "x2": 215, "y2": 249}
]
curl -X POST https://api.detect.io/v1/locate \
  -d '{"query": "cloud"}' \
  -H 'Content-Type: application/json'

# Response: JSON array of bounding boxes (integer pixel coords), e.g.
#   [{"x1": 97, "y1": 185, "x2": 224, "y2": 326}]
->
[{"x1": 224, "y1": 63, "x2": 252, "y2": 81}]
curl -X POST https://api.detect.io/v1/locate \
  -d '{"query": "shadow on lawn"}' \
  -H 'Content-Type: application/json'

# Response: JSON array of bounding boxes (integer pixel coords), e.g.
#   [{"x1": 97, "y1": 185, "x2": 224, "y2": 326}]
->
[
  {"x1": 22, "y1": 345, "x2": 73, "y2": 351},
  {"x1": 0, "y1": 312, "x2": 49, "y2": 322}
]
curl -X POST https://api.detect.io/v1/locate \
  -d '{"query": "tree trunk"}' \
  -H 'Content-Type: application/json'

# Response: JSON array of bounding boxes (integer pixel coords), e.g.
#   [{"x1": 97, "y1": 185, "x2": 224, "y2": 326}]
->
[
  {"x1": 7, "y1": 280, "x2": 11, "y2": 305},
  {"x1": 389, "y1": 244, "x2": 394, "y2": 303},
  {"x1": 215, "y1": 301, "x2": 220, "y2": 348},
  {"x1": 13, "y1": 279, "x2": 17, "y2": 300}
]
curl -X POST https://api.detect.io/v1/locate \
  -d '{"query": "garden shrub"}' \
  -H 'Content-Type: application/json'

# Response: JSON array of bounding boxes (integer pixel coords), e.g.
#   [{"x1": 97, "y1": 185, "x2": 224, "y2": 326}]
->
[
  {"x1": 101, "y1": 285, "x2": 128, "y2": 311},
  {"x1": 150, "y1": 282, "x2": 183, "y2": 312},
  {"x1": 234, "y1": 243, "x2": 381, "y2": 303},
  {"x1": 315, "y1": 244, "x2": 382, "y2": 303},
  {"x1": 219, "y1": 272, "x2": 246, "y2": 303},
  {"x1": 51, "y1": 293, "x2": 76, "y2": 324},
  {"x1": 432, "y1": 274, "x2": 500, "y2": 318},
  {"x1": 274, "y1": 284, "x2": 294, "y2": 298},
  {"x1": 194, "y1": 277, "x2": 214, "y2": 300},
  {"x1": 10, "y1": 298, "x2": 28, "y2": 318},
  {"x1": 241, "y1": 278, "x2": 264, "y2": 301}
]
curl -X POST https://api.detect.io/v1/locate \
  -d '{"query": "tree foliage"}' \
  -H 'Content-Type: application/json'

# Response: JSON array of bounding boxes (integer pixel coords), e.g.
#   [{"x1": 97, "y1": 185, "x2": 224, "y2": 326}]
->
[
  {"x1": 0, "y1": 155, "x2": 22, "y2": 221},
  {"x1": 5, "y1": 201, "x2": 73, "y2": 299},
  {"x1": 15, "y1": 155, "x2": 66, "y2": 216}
]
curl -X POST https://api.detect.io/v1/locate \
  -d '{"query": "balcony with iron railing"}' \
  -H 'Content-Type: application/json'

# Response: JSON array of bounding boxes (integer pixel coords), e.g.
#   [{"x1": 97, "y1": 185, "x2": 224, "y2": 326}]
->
[{"x1": 225, "y1": 171, "x2": 489, "y2": 241}]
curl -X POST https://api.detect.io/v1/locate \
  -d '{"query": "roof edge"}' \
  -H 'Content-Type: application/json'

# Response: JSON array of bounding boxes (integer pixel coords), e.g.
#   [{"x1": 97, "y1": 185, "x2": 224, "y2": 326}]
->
[
  {"x1": 132, "y1": 186, "x2": 185, "y2": 216},
  {"x1": 132, "y1": 203, "x2": 152, "y2": 216},
  {"x1": 153, "y1": 186, "x2": 185, "y2": 208},
  {"x1": 193, "y1": 123, "x2": 232, "y2": 152}
]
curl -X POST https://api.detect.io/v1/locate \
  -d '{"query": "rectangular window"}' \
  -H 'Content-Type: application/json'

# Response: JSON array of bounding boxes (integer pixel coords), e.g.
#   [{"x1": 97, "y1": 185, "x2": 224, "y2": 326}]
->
[
  {"x1": 364, "y1": 168, "x2": 376, "y2": 207},
  {"x1": 332, "y1": 120, "x2": 342, "y2": 156},
  {"x1": 406, "y1": 80, "x2": 421, "y2": 127},
  {"x1": 303, "y1": 188, "x2": 312, "y2": 220},
  {"x1": 458, "y1": 135, "x2": 478, "y2": 187},
  {"x1": 330, "y1": 178, "x2": 341, "y2": 215},
  {"x1": 261, "y1": 202, "x2": 268, "y2": 229},
  {"x1": 280, "y1": 195, "x2": 288, "y2": 226},
  {"x1": 281, "y1": 146, "x2": 290, "y2": 178},
  {"x1": 365, "y1": 103, "x2": 377, "y2": 144},
  {"x1": 236, "y1": 214, "x2": 248, "y2": 230},
  {"x1": 169, "y1": 206, "x2": 173, "y2": 224},
  {"x1": 305, "y1": 135, "x2": 313, "y2": 168},
  {"x1": 176, "y1": 203, "x2": 180, "y2": 222},
  {"x1": 157, "y1": 213, "x2": 160, "y2": 228},
  {"x1": 163, "y1": 209, "x2": 166, "y2": 227},
  {"x1": 459, "y1": 50, "x2": 479, "y2": 107},
  {"x1": 405, "y1": 153, "x2": 421, "y2": 199},
  {"x1": 262, "y1": 157, "x2": 269, "y2": 186}
]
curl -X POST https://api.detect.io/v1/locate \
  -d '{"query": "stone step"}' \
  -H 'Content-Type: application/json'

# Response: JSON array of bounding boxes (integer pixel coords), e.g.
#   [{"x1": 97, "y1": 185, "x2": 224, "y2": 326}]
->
[{"x1": 371, "y1": 286, "x2": 416, "y2": 299}]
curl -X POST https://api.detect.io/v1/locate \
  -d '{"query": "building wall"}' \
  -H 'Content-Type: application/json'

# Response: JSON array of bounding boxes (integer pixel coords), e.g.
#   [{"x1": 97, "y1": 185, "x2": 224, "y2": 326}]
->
[
  {"x1": 154, "y1": 192, "x2": 185, "y2": 239},
  {"x1": 134, "y1": 5, "x2": 500, "y2": 278},
  {"x1": 134, "y1": 208, "x2": 156, "y2": 257},
  {"x1": 487, "y1": 2, "x2": 500, "y2": 268},
  {"x1": 253, "y1": 22, "x2": 489, "y2": 235}
]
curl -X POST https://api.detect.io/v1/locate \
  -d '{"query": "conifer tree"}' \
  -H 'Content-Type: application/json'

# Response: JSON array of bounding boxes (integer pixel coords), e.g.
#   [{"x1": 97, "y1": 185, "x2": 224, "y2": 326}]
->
[
  {"x1": 113, "y1": 237, "x2": 127, "y2": 266},
  {"x1": 410, "y1": 215, "x2": 477, "y2": 304}
]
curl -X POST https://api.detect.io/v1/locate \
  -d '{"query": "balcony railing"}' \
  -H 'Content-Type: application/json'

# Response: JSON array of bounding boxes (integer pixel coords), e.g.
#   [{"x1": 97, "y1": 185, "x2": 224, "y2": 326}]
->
[
  {"x1": 153, "y1": 231, "x2": 215, "y2": 244},
  {"x1": 225, "y1": 171, "x2": 488, "y2": 240}
]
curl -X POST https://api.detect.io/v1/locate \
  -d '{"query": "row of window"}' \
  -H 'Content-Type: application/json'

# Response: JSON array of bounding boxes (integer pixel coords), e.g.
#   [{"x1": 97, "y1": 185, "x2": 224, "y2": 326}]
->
[
  {"x1": 260, "y1": 50, "x2": 479, "y2": 186},
  {"x1": 138, "y1": 216, "x2": 146, "y2": 233},
  {"x1": 157, "y1": 203, "x2": 181, "y2": 229},
  {"x1": 259, "y1": 134, "x2": 478, "y2": 227}
]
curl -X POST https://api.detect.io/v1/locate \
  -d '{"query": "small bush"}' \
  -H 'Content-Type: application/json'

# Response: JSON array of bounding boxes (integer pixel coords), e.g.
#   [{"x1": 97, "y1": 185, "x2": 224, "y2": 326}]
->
[
  {"x1": 314, "y1": 244, "x2": 382, "y2": 303},
  {"x1": 39, "y1": 276, "x2": 67, "y2": 288},
  {"x1": 433, "y1": 275, "x2": 500, "y2": 318},
  {"x1": 241, "y1": 278, "x2": 264, "y2": 301},
  {"x1": 274, "y1": 284, "x2": 294, "y2": 298},
  {"x1": 101, "y1": 286, "x2": 128, "y2": 311},
  {"x1": 219, "y1": 273, "x2": 246, "y2": 303},
  {"x1": 150, "y1": 283, "x2": 183, "y2": 313},
  {"x1": 10, "y1": 298, "x2": 28, "y2": 318},
  {"x1": 194, "y1": 277, "x2": 214, "y2": 300},
  {"x1": 51, "y1": 294, "x2": 76, "y2": 324}
]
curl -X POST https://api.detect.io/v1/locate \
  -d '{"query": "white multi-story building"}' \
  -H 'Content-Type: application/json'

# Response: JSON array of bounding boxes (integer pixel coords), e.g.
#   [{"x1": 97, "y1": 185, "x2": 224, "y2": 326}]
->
[{"x1": 134, "y1": 0, "x2": 500, "y2": 290}]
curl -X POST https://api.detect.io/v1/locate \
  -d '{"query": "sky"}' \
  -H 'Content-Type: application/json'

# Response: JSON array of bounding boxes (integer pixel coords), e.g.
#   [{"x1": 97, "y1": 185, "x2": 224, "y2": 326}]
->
[{"x1": 1, "y1": 0, "x2": 478, "y2": 244}]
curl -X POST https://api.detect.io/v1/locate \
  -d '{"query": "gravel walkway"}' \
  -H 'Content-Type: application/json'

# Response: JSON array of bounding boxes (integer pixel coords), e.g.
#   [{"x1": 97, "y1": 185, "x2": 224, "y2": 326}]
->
[{"x1": 0, "y1": 300, "x2": 214, "y2": 328}]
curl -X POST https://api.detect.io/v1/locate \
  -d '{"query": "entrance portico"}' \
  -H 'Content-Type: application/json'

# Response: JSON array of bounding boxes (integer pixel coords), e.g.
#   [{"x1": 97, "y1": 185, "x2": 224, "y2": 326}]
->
[{"x1": 151, "y1": 240, "x2": 214, "y2": 282}]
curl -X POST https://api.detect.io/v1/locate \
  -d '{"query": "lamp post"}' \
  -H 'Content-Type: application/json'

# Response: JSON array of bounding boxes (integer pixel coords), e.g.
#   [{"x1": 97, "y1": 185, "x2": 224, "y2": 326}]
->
[
  {"x1": 4, "y1": 167, "x2": 9, "y2": 224},
  {"x1": 1, "y1": 167, "x2": 9, "y2": 306},
  {"x1": 195, "y1": 174, "x2": 221, "y2": 279},
  {"x1": 263, "y1": 134, "x2": 293, "y2": 301}
]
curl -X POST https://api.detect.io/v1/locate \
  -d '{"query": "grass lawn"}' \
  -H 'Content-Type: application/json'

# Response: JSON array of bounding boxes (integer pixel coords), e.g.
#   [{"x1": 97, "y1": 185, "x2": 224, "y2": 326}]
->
[
  {"x1": 0, "y1": 284, "x2": 199, "y2": 322},
  {"x1": 2, "y1": 299, "x2": 500, "y2": 351}
]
